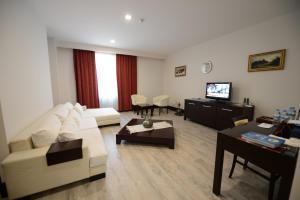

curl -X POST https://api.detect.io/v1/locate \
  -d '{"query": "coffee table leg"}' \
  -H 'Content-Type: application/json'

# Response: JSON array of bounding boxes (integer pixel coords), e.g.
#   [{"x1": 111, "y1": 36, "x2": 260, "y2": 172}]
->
[
  {"x1": 141, "y1": 109, "x2": 144, "y2": 116},
  {"x1": 116, "y1": 137, "x2": 121, "y2": 144},
  {"x1": 151, "y1": 107, "x2": 154, "y2": 116},
  {"x1": 169, "y1": 141, "x2": 175, "y2": 149}
]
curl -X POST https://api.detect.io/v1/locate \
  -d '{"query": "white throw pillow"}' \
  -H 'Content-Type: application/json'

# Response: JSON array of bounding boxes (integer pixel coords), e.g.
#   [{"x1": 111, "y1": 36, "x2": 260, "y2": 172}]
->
[
  {"x1": 74, "y1": 103, "x2": 84, "y2": 115},
  {"x1": 53, "y1": 104, "x2": 70, "y2": 121},
  {"x1": 31, "y1": 115, "x2": 61, "y2": 148},
  {"x1": 69, "y1": 110, "x2": 81, "y2": 126},
  {"x1": 64, "y1": 102, "x2": 74, "y2": 110},
  {"x1": 58, "y1": 118, "x2": 81, "y2": 142}
]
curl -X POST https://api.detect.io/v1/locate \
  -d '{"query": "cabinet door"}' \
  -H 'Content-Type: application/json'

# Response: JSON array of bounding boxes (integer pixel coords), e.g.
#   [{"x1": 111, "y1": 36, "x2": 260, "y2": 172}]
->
[
  {"x1": 216, "y1": 106, "x2": 243, "y2": 130},
  {"x1": 185, "y1": 100, "x2": 198, "y2": 120},
  {"x1": 196, "y1": 103, "x2": 216, "y2": 128}
]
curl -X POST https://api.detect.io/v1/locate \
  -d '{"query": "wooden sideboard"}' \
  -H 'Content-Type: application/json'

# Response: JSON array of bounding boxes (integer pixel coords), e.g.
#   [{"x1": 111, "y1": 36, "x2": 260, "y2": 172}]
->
[{"x1": 184, "y1": 98, "x2": 254, "y2": 130}]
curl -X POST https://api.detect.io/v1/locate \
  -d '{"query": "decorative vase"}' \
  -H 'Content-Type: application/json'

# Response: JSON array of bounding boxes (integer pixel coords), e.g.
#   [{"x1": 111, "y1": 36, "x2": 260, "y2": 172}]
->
[{"x1": 143, "y1": 114, "x2": 153, "y2": 128}]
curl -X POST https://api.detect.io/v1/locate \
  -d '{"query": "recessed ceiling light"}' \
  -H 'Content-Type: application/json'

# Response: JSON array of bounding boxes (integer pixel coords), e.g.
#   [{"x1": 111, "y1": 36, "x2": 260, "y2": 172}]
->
[
  {"x1": 110, "y1": 39, "x2": 115, "y2": 44},
  {"x1": 124, "y1": 14, "x2": 132, "y2": 21}
]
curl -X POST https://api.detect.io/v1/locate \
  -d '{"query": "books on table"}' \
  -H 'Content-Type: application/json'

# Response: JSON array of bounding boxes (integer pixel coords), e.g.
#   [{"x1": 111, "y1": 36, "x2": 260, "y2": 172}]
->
[{"x1": 241, "y1": 132, "x2": 285, "y2": 149}]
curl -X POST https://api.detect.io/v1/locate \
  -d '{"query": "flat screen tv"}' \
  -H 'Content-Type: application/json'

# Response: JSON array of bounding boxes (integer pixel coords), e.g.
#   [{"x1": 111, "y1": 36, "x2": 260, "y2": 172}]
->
[{"x1": 205, "y1": 82, "x2": 232, "y2": 101}]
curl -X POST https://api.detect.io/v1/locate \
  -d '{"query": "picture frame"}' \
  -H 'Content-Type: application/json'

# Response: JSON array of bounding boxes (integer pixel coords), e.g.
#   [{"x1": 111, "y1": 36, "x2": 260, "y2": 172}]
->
[
  {"x1": 175, "y1": 65, "x2": 186, "y2": 77},
  {"x1": 248, "y1": 49, "x2": 286, "y2": 72}
]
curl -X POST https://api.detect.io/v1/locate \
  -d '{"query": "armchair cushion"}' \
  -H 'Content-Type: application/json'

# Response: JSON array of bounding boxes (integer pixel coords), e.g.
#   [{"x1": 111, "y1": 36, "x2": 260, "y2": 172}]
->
[
  {"x1": 153, "y1": 95, "x2": 169, "y2": 107},
  {"x1": 131, "y1": 94, "x2": 147, "y2": 105}
]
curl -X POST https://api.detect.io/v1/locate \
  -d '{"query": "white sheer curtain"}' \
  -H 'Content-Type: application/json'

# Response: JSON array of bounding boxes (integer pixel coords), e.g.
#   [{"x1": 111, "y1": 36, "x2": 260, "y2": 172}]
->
[{"x1": 95, "y1": 53, "x2": 118, "y2": 109}]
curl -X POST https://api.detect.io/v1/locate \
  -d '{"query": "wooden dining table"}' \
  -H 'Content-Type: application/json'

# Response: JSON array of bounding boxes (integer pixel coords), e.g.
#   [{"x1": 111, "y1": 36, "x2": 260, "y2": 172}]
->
[{"x1": 212, "y1": 121, "x2": 299, "y2": 200}]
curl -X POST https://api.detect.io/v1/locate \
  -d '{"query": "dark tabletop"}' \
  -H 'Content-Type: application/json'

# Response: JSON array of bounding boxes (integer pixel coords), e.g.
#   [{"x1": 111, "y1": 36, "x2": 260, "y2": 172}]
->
[
  {"x1": 219, "y1": 121, "x2": 298, "y2": 156},
  {"x1": 118, "y1": 118, "x2": 174, "y2": 139}
]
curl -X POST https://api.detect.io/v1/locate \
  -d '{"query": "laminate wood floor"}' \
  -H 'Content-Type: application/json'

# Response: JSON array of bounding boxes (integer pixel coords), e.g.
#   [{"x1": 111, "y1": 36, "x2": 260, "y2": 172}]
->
[{"x1": 38, "y1": 111, "x2": 269, "y2": 200}]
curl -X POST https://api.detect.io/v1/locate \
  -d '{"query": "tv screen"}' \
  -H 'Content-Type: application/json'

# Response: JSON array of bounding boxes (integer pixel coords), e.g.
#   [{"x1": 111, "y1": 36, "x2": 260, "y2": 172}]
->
[{"x1": 206, "y1": 82, "x2": 232, "y2": 100}]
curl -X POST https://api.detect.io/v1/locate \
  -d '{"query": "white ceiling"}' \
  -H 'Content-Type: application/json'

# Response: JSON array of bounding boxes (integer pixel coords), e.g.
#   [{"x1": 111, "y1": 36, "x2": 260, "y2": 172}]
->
[{"x1": 28, "y1": 0, "x2": 300, "y2": 57}]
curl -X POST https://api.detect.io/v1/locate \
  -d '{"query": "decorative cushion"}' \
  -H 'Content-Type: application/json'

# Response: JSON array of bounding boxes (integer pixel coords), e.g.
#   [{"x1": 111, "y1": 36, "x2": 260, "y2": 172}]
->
[
  {"x1": 58, "y1": 117, "x2": 81, "y2": 142},
  {"x1": 53, "y1": 104, "x2": 70, "y2": 121},
  {"x1": 31, "y1": 115, "x2": 61, "y2": 148},
  {"x1": 69, "y1": 109, "x2": 81, "y2": 126},
  {"x1": 64, "y1": 102, "x2": 74, "y2": 110},
  {"x1": 74, "y1": 103, "x2": 84, "y2": 115}
]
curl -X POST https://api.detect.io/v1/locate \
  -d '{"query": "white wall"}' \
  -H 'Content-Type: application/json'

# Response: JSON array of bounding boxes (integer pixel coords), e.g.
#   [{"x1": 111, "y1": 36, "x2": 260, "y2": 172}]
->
[
  {"x1": 0, "y1": 0, "x2": 53, "y2": 141},
  {"x1": 137, "y1": 57, "x2": 164, "y2": 103},
  {"x1": 50, "y1": 47, "x2": 165, "y2": 105},
  {"x1": 48, "y1": 38, "x2": 60, "y2": 104},
  {"x1": 163, "y1": 10, "x2": 300, "y2": 200},
  {"x1": 0, "y1": 101, "x2": 9, "y2": 179},
  {"x1": 163, "y1": 11, "x2": 300, "y2": 117},
  {"x1": 49, "y1": 46, "x2": 77, "y2": 105}
]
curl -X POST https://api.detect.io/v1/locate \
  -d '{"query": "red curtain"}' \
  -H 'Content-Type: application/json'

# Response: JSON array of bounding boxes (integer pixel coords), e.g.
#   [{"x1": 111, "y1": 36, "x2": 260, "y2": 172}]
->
[
  {"x1": 73, "y1": 49, "x2": 100, "y2": 108},
  {"x1": 116, "y1": 54, "x2": 137, "y2": 111}
]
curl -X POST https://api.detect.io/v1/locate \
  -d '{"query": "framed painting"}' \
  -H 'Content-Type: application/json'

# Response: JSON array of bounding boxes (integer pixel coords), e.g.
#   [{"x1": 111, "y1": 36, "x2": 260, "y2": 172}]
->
[
  {"x1": 175, "y1": 65, "x2": 186, "y2": 77},
  {"x1": 248, "y1": 49, "x2": 286, "y2": 72}
]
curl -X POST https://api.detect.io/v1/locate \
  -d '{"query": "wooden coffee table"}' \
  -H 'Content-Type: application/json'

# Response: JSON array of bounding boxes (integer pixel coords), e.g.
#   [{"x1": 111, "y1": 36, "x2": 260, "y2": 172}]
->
[{"x1": 116, "y1": 118, "x2": 175, "y2": 149}]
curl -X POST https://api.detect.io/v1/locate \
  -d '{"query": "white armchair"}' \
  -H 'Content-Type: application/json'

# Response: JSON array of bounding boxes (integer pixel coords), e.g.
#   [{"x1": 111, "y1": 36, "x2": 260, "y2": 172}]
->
[
  {"x1": 131, "y1": 94, "x2": 147, "y2": 113},
  {"x1": 153, "y1": 95, "x2": 169, "y2": 115},
  {"x1": 131, "y1": 94, "x2": 147, "y2": 105}
]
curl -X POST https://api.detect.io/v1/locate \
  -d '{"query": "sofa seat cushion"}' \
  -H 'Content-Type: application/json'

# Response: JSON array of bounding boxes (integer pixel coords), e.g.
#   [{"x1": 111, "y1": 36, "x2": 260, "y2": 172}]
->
[
  {"x1": 84, "y1": 108, "x2": 120, "y2": 126},
  {"x1": 78, "y1": 128, "x2": 107, "y2": 168},
  {"x1": 79, "y1": 117, "x2": 98, "y2": 130}
]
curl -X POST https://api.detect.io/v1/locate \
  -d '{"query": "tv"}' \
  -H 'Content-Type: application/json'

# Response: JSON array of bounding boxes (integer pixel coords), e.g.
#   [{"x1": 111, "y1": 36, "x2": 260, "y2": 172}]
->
[{"x1": 205, "y1": 82, "x2": 232, "y2": 101}]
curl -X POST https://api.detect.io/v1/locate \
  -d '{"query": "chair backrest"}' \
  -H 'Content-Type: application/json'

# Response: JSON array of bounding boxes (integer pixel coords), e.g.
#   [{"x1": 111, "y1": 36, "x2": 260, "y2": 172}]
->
[
  {"x1": 232, "y1": 116, "x2": 249, "y2": 127},
  {"x1": 131, "y1": 94, "x2": 147, "y2": 105}
]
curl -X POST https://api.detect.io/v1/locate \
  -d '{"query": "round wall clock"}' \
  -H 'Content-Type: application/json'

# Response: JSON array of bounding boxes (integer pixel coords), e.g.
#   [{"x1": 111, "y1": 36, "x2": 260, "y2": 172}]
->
[{"x1": 201, "y1": 61, "x2": 213, "y2": 74}]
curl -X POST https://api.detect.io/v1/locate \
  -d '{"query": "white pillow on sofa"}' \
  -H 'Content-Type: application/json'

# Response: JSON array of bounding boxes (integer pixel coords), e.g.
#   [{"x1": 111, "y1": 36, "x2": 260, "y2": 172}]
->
[
  {"x1": 53, "y1": 104, "x2": 70, "y2": 121},
  {"x1": 69, "y1": 110, "x2": 81, "y2": 125},
  {"x1": 57, "y1": 117, "x2": 81, "y2": 142},
  {"x1": 64, "y1": 102, "x2": 74, "y2": 110},
  {"x1": 31, "y1": 115, "x2": 61, "y2": 148},
  {"x1": 74, "y1": 103, "x2": 84, "y2": 115}
]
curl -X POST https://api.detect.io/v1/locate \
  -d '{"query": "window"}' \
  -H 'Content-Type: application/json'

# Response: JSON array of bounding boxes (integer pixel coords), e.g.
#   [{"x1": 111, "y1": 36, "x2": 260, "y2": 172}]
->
[{"x1": 95, "y1": 53, "x2": 118, "y2": 109}]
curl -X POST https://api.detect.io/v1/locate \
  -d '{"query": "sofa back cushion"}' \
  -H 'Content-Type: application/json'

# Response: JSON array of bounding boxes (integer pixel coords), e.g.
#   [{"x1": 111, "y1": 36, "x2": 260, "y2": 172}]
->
[
  {"x1": 64, "y1": 102, "x2": 74, "y2": 110},
  {"x1": 69, "y1": 110, "x2": 81, "y2": 125},
  {"x1": 9, "y1": 105, "x2": 60, "y2": 152},
  {"x1": 31, "y1": 114, "x2": 61, "y2": 148},
  {"x1": 74, "y1": 103, "x2": 84, "y2": 115},
  {"x1": 53, "y1": 104, "x2": 70, "y2": 121},
  {"x1": 57, "y1": 116, "x2": 81, "y2": 142}
]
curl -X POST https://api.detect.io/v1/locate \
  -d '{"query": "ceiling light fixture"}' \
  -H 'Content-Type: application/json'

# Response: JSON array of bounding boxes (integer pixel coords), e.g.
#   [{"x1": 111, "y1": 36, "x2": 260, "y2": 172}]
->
[
  {"x1": 110, "y1": 39, "x2": 116, "y2": 44},
  {"x1": 124, "y1": 14, "x2": 132, "y2": 21}
]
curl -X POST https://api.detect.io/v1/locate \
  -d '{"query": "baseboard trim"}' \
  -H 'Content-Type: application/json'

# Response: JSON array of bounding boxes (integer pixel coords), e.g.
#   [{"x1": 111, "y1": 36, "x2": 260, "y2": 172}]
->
[{"x1": 167, "y1": 106, "x2": 184, "y2": 112}]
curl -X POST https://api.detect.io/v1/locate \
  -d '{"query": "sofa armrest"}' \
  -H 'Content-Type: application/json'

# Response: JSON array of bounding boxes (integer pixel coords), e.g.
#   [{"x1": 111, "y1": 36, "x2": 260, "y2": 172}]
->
[{"x1": 2, "y1": 144, "x2": 90, "y2": 199}]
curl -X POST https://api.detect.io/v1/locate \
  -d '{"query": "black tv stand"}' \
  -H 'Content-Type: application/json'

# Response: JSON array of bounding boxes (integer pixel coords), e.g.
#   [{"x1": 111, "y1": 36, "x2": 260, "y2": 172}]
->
[{"x1": 184, "y1": 98, "x2": 254, "y2": 130}]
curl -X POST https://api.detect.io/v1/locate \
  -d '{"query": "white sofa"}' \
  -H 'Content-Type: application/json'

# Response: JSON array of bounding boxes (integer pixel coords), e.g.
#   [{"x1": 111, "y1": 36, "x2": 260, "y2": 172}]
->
[
  {"x1": 1, "y1": 103, "x2": 108, "y2": 199},
  {"x1": 84, "y1": 108, "x2": 120, "y2": 126}
]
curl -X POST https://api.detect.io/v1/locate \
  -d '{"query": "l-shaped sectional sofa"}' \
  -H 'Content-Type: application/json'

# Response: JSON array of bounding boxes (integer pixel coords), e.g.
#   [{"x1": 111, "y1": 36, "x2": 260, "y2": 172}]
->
[{"x1": 1, "y1": 103, "x2": 120, "y2": 199}]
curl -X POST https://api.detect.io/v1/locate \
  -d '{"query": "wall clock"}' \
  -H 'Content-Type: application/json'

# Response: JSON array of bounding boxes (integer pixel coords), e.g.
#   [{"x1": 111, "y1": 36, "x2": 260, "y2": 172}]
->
[{"x1": 201, "y1": 61, "x2": 213, "y2": 74}]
